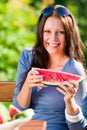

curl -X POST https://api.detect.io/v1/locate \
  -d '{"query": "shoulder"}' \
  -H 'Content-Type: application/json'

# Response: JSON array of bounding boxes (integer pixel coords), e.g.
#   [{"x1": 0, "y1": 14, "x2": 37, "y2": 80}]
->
[
  {"x1": 20, "y1": 48, "x2": 33, "y2": 61},
  {"x1": 69, "y1": 58, "x2": 85, "y2": 76},
  {"x1": 20, "y1": 48, "x2": 33, "y2": 58},
  {"x1": 18, "y1": 48, "x2": 33, "y2": 69}
]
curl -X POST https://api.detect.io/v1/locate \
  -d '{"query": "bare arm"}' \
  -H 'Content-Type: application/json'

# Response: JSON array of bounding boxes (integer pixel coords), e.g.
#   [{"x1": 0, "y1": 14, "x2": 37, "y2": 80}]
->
[
  {"x1": 16, "y1": 69, "x2": 44, "y2": 109},
  {"x1": 56, "y1": 81, "x2": 79, "y2": 115}
]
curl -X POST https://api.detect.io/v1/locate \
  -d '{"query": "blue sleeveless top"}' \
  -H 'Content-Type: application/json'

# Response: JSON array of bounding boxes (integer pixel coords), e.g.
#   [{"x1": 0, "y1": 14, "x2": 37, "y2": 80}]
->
[{"x1": 13, "y1": 49, "x2": 87, "y2": 130}]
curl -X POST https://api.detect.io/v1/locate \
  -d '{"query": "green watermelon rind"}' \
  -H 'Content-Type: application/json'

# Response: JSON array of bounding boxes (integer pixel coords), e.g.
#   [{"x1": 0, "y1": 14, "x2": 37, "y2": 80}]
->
[
  {"x1": 13, "y1": 108, "x2": 35, "y2": 120},
  {"x1": 41, "y1": 81, "x2": 60, "y2": 87}
]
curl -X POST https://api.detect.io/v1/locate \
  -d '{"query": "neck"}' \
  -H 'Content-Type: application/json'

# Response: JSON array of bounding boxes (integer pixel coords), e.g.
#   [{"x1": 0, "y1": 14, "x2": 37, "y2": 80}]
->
[{"x1": 48, "y1": 54, "x2": 69, "y2": 70}]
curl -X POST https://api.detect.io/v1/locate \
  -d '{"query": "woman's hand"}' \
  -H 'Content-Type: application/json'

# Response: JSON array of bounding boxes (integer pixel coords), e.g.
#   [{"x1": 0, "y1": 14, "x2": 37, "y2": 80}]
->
[
  {"x1": 56, "y1": 80, "x2": 80, "y2": 115},
  {"x1": 56, "y1": 80, "x2": 78, "y2": 100},
  {"x1": 25, "y1": 69, "x2": 44, "y2": 88},
  {"x1": 17, "y1": 69, "x2": 44, "y2": 108}
]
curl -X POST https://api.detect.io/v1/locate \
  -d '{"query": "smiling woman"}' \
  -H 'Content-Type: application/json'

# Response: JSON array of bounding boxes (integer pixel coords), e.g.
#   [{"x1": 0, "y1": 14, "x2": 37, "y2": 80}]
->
[
  {"x1": 43, "y1": 17, "x2": 66, "y2": 55},
  {"x1": 12, "y1": 4, "x2": 87, "y2": 130}
]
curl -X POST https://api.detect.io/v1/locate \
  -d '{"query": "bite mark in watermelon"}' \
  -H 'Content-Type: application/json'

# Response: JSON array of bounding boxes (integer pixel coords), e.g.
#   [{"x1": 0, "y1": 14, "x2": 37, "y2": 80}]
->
[{"x1": 32, "y1": 67, "x2": 86, "y2": 87}]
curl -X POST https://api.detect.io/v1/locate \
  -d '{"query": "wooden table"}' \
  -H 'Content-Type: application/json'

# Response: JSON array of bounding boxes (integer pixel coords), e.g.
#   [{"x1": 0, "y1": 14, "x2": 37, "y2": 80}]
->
[{"x1": 15, "y1": 120, "x2": 47, "y2": 130}]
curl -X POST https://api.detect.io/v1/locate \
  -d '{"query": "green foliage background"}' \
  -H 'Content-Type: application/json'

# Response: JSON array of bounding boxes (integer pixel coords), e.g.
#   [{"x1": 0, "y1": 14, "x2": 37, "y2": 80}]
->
[
  {"x1": 0, "y1": 0, "x2": 41, "y2": 81},
  {"x1": 0, "y1": 0, "x2": 87, "y2": 81}
]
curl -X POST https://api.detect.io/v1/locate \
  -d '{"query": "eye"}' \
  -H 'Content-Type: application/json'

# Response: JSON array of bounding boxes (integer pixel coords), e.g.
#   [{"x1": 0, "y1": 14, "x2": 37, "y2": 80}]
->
[
  {"x1": 44, "y1": 30, "x2": 51, "y2": 33},
  {"x1": 59, "y1": 31, "x2": 65, "y2": 34},
  {"x1": 56, "y1": 31, "x2": 65, "y2": 36}
]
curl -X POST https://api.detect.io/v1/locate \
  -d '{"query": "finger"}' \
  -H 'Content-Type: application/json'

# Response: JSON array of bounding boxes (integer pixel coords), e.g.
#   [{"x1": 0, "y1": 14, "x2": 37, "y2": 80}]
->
[
  {"x1": 62, "y1": 81, "x2": 74, "y2": 88},
  {"x1": 29, "y1": 69, "x2": 39, "y2": 75},
  {"x1": 59, "y1": 81, "x2": 76, "y2": 95},
  {"x1": 67, "y1": 87, "x2": 75, "y2": 94},
  {"x1": 27, "y1": 70, "x2": 43, "y2": 81},
  {"x1": 31, "y1": 82, "x2": 45, "y2": 88},
  {"x1": 31, "y1": 75, "x2": 43, "y2": 82},
  {"x1": 58, "y1": 83, "x2": 67, "y2": 91},
  {"x1": 66, "y1": 85, "x2": 78, "y2": 95},
  {"x1": 36, "y1": 83, "x2": 46, "y2": 88},
  {"x1": 56, "y1": 86, "x2": 66, "y2": 95},
  {"x1": 69, "y1": 80, "x2": 78, "y2": 88}
]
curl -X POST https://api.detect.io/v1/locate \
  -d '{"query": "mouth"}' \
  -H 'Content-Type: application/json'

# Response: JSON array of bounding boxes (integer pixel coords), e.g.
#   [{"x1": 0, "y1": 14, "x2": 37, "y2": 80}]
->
[{"x1": 48, "y1": 43, "x2": 60, "y2": 47}]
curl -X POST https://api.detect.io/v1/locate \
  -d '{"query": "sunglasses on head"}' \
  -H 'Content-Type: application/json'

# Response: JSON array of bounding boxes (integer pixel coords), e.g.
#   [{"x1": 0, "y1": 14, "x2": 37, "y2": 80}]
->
[{"x1": 42, "y1": 6, "x2": 71, "y2": 17}]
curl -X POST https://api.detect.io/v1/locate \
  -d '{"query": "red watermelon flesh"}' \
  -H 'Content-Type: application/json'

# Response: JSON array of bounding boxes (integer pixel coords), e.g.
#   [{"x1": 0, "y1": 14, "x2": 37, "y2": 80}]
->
[
  {"x1": 9, "y1": 105, "x2": 21, "y2": 119},
  {"x1": 0, "y1": 116, "x2": 3, "y2": 124},
  {"x1": 32, "y1": 67, "x2": 85, "y2": 86}
]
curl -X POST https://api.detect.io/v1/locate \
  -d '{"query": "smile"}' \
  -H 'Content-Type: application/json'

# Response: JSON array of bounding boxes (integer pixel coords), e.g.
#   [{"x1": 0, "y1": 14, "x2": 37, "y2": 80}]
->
[{"x1": 48, "y1": 43, "x2": 60, "y2": 47}]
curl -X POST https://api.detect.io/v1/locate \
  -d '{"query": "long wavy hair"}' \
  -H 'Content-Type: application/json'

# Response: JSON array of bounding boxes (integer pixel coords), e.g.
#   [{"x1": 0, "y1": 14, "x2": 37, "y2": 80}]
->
[{"x1": 31, "y1": 5, "x2": 84, "y2": 69}]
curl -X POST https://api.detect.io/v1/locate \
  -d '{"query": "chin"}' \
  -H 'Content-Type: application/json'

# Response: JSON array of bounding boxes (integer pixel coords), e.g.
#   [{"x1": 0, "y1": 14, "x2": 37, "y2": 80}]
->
[
  {"x1": 48, "y1": 50, "x2": 58, "y2": 55},
  {"x1": 45, "y1": 46, "x2": 60, "y2": 54}
]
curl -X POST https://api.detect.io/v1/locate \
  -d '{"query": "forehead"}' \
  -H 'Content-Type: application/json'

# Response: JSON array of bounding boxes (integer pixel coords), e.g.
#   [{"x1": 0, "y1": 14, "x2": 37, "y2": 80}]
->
[{"x1": 44, "y1": 16, "x2": 64, "y2": 29}]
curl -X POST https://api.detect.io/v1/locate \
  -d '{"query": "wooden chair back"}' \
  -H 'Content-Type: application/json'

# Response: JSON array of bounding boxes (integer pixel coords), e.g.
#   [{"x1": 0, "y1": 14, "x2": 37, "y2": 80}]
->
[{"x1": 0, "y1": 81, "x2": 15, "y2": 102}]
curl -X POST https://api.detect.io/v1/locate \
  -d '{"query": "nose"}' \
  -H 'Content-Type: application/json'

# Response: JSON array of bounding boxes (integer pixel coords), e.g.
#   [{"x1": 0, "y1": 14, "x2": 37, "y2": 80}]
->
[{"x1": 51, "y1": 32, "x2": 58, "y2": 41}]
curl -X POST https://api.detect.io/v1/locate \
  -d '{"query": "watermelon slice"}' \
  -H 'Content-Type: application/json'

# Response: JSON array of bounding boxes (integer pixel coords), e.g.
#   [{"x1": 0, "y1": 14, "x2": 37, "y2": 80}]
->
[
  {"x1": 0, "y1": 103, "x2": 11, "y2": 124},
  {"x1": 13, "y1": 108, "x2": 35, "y2": 120},
  {"x1": 9, "y1": 105, "x2": 21, "y2": 119},
  {"x1": 9, "y1": 105, "x2": 35, "y2": 120},
  {"x1": 32, "y1": 67, "x2": 85, "y2": 87}
]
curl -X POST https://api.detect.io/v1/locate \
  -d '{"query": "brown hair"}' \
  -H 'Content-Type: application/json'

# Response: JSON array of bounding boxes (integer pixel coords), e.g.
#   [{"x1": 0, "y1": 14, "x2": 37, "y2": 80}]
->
[{"x1": 31, "y1": 5, "x2": 84, "y2": 69}]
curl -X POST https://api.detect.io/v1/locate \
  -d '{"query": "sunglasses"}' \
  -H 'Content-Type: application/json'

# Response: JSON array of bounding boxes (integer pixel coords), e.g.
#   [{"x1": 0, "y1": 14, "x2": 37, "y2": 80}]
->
[{"x1": 42, "y1": 6, "x2": 71, "y2": 17}]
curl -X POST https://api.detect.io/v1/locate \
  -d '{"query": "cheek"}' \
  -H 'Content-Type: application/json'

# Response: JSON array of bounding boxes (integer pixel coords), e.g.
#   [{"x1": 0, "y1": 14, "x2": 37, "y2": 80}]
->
[
  {"x1": 61, "y1": 35, "x2": 66, "y2": 44},
  {"x1": 43, "y1": 33, "x2": 48, "y2": 42}
]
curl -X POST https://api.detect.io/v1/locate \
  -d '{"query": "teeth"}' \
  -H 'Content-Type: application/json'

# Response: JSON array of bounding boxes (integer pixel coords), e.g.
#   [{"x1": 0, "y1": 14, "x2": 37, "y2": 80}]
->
[{"x1": 49, "y1": 43, "x2": 58, "y2": 47}]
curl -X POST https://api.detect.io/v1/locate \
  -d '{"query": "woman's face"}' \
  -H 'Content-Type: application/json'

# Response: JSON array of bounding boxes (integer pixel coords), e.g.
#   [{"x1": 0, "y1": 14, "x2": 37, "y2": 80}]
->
[{"x1": 43, "y1": 16, "x2": 66, "y2": 55}]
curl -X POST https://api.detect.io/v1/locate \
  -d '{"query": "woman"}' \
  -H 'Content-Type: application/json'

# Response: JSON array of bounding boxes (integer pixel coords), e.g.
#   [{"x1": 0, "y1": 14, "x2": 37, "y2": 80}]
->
[{"x1": 13, "y1": 5, "x2": 87, "y2": 130}]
